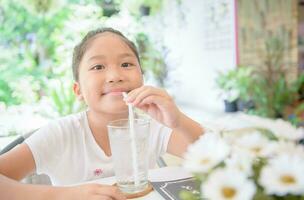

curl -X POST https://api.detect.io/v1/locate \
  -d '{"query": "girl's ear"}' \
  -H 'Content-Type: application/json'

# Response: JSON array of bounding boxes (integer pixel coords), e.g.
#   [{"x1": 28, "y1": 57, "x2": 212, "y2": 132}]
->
[{"x1": 73, "y1": 82, "x2": 84, "y2": 101}]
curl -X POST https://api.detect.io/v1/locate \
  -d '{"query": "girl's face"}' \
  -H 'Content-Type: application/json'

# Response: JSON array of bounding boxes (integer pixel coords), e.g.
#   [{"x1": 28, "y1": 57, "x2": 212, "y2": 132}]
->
[{"x1": 73, "y1": 32, "x2": 143, "y2": 115}]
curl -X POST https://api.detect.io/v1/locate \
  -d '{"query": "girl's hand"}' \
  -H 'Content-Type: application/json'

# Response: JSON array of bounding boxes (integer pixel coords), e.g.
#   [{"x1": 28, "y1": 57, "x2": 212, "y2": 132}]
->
[
  {"x1": 63, "y1": 183, "x2": 126, "y2": 200},
  {"x1": 125, "y1": 86, "x2": 182, "y2": 129}
]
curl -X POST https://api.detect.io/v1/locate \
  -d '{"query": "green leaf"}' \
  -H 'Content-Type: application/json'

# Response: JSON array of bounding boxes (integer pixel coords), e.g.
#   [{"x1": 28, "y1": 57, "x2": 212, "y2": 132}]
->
[
  {"x1": 179, "y1": 190, "x2": 201, "y2": 200},
  {"x1": 255, "y1": 127, "x2": 278, "y2": 141}
]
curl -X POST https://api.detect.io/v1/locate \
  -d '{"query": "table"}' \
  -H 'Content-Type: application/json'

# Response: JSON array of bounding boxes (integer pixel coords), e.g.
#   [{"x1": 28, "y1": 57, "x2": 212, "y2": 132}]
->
[{"x1": 85, "y1": 166, "x2": 192, "y2": 200}]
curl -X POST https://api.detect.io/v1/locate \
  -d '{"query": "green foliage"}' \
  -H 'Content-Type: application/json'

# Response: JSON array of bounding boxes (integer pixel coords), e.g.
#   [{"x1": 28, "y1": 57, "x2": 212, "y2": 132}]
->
[
  {"x1": 0, "y1": 0, "x2": 72, "y2": 107},
  {"x1": 0, "y1": 0, "x2": 168, "y2": 116},
  {"x1": 251, "y1": 157, "x2": 304, "y2": 200},
  {"x1": 255, "y1": 128, "x2": 278, "y2": 141},
  {"x1": 294, "y1": 73, "x2": 304, "y2": 99},
  {"x1": 215, "y1": 67, "x2": 253, "y2": 102},
  {"x1": 252, "y1": 157, "x2": 267, "y2": 183},
  {"x1": 136, "y1": 32, "x2": 168, "y2": 86},
  {"x1": 247, "y1": 36, "x2": 300, "y2": 118},
  {"x1": 0, "y1": 79, "x2": 16, "y2": 105},
  {"x1": 179, "y1": 177, "x2": 202, "y2": 200},
  {"x1": 122, "y1": 0, "x2": 164, "y2": 16},
  {"x1": 215, "y1": 70, "x2": 239, "y2": 102},
  {"x1": 0, "y1": 46, "x2": 45, "y2": 104},
  {"x1": 289, "y1": 102, "x2": 304, "y2": 126},
  {"x1": 216, "y1": 37, "x2": 302, "y2": 119},
  {"x1": 48, "y1": 79, "x2": 85, "y2": 116},
  {"x1": 179, "y1": 190, "x2": 200, "y2": 200},
  {"x1": 249, "y1": 75, "x2": 298, "y2": 118}
]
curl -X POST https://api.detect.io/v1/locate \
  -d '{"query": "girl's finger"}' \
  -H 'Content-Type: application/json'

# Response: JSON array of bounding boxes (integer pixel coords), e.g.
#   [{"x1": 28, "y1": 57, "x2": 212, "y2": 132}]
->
[
  {"x1": 131, "y1": 89, "x2": 169, "y2": 106},
  {"x1": 126, "y1": 86, "x2": 147, "y2": 101},
  {"x1": 137, "y1": 103, "x2": 162, "y2": 120},
  {"x1": 127, "y1": 86, "x2": 167, "y2": 103},
  {"x1": 137, "y1": 95, "x2": 170, "y2": 110},
  {"x1": 95, "y1": 195, "x2": 113, "y2": 200},
  {"x1": 95, "y1": 185, "x2": 126, "y2": 200},
  {"x1": 136, "y1": 104, "x2": 149, "y2": 113}
]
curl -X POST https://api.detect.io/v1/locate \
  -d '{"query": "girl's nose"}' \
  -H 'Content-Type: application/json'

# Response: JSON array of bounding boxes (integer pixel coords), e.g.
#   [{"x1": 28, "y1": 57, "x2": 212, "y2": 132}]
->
[{"x1": 105, "y1": 67, "x2": 124, "y2": 83}]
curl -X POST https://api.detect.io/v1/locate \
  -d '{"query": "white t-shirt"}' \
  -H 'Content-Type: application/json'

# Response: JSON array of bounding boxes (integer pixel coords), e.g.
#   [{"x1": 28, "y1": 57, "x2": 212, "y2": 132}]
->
[{"x1": 25, "y1": 111, "x2": 172, "y2": 186}]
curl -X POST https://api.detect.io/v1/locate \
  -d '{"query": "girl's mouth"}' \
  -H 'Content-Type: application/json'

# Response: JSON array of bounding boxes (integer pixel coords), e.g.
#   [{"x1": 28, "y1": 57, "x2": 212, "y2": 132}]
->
[
  {"x1": 105, "y1": 91, "x2": 124, "y2": 96},
  {"x1": 102, "y1": 89, "x2": 130, "y2": 96}
]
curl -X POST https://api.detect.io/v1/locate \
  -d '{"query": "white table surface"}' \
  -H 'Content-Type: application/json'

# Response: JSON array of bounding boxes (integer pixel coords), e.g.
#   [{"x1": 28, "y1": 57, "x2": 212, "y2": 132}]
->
[{"x1": 85, "y1": 166, "x2": 192, "y2": 200}]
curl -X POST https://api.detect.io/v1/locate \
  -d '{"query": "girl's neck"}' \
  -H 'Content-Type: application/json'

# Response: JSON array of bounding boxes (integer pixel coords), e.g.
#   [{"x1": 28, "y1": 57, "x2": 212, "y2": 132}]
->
[
  {"x1": 86, "y1": 110, "x2": 128, "y2": 157},
  {"x1": 87, "y1": 110, "x2": 128, "y2": 132}
]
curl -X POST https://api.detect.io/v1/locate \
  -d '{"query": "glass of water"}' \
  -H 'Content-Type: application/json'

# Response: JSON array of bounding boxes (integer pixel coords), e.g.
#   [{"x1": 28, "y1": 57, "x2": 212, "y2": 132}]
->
[{"x1": 107, "y1": 117, "x2": 150, "y2": 194}]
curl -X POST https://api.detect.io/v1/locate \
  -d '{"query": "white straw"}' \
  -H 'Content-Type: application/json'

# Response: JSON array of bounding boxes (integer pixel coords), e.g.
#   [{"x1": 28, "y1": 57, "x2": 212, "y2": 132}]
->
[{"x1": 122, "y1": 92, "x2": 139, "y2": 186}]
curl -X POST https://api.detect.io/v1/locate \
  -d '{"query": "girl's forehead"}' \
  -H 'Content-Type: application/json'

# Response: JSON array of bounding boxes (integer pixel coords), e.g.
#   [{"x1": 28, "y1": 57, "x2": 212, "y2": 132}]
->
[
  {"x1": 84, "y1": 32, "x2": 135, "y2": 56},
  {"x1": 80, "y1": 33, "x2": 138, "y2": 65},
  {"x1": 89, "y1": 32, "x2": 129, "y2": 48}
]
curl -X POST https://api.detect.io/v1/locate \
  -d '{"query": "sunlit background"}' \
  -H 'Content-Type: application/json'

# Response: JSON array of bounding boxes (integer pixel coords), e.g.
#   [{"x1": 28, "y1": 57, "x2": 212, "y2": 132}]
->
[{"x1": 0, "y1": 0, "x2": 304, "y2": 139}]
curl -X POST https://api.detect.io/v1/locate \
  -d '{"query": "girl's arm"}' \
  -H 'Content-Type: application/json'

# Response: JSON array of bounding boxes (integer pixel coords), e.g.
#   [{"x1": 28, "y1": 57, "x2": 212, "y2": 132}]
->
[
  {"x1": 172, "y1": 112, "x2": 204, "y2": 142},
  {"x1": 0, "y1": 144, "x2": 57, "y2": 199},
  {"x1": 0, "y1": 143, "x2": 36, "y2": 180},
  {"x1": 167, "y1": 113, "x2": 204, "y2": 157},
  {"x1": 0, "y1": 174, "x2": 62, "y2": 200},
  {"x1": 0, "y1": 144, "x2": 126, "y2": 200},
  {"x1": 0, "y1": 173, "x2": 126, "y2": 200}
]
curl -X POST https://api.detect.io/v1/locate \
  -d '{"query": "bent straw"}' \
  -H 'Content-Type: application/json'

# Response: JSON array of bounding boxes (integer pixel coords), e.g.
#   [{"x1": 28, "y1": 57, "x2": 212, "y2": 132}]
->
[{"x1": 122, "y1": 92, "x2": 139, "y2": 186}]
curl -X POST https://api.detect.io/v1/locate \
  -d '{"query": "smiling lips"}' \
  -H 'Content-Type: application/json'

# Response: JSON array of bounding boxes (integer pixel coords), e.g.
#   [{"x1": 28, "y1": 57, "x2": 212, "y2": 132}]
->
[{"x1": 102, "y1": 89, "x2": 128, "y2": 96}]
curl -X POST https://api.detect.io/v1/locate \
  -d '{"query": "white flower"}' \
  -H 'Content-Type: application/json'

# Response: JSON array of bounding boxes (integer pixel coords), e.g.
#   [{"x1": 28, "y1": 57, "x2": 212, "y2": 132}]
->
[
  {"x1": 243, "y1": 116, "x2": 304, "y2": 141},
  {"x1": 183, "y1": 132, "x2": 230, "y2": 173},
  {"x1": 227, "y1": 114, "x2": 304, "y2": 141},
  {"x1": 232, "y1": 131, "x2": 273, "y2": 157},
  {"x1": 269, "y1": 119, "x2": 304, "y2": 141},
  {"x1": 263, "y1": 141, "x2": 304, "y2": 158},
  {"x1": 225, "y1": 151, "x2": 253, "y2": 176},
  {"x1": 259, "y1": 154, "x2": 304, "y2": 196},
  {"x1": 202, "y1": 168, "x2": 256, "y2": 200}
]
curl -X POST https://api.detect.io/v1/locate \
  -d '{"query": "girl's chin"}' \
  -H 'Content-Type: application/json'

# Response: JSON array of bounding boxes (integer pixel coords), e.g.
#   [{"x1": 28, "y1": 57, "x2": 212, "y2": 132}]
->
[
  {"x1": 107, "y1": 103, "x2": 128, "y2": 112},
  {"x1": 94, "y1": 107, "x2": 128, "y2": 117}
]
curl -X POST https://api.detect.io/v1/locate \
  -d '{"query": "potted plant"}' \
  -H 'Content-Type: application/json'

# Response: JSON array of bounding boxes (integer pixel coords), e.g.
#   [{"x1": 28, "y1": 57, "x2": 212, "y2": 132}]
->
[
  {"x1": 215, "y1": 69, "x2": 240, "y2": 112},
  {"x1": 216, "y1": 67, "x2": 256, "y2": 113},
  {"x1": 233, "y1": 67, "x2": 255, "y2": 111},
  {"x1": 140, "y1": 0, "x2": 164, "y2": 16},
  {"x1": 124, "y1": 0, "x2": 164, "y2": 16},
  {"x1": 98, "y1": 0, "x2": 119, "y2": 17},
  {"x1": 244, "y1": 37, "x2": 299, "y2": 118},
  {"x1": 139, "y1": 4, "x2": 151, "y2": 16}
]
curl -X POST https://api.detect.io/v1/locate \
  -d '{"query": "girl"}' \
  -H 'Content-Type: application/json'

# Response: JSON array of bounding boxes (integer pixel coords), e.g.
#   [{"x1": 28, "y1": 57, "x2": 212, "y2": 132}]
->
[{"x1": 0, "y1": 27, "x2": 203, "y2": 200}]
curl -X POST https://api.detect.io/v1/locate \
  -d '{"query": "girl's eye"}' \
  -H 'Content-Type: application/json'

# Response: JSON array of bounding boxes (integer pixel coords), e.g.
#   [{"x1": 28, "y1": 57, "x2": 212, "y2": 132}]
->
[
  {"x1": 91, "y1": 65, "x2": 105, "y2": 70},
  {"x1": 121, "y1": 63, "x2": 132, "y2": 68}
]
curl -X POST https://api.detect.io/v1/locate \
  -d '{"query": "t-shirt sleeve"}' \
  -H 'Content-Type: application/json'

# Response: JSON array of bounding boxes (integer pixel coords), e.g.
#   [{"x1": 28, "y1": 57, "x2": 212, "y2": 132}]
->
[
  {"x1": 25, "y1": 121, "x2": 65, "y2": 175},
  {"x1": 148, "y1": 119, "x2": 172, "y2": 167}
]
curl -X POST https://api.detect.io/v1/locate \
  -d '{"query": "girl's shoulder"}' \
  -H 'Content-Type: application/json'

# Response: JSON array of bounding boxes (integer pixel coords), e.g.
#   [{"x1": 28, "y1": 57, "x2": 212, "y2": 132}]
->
[
  {"x1": 56, "y1": 111, "x2": 87, "y2": 126},
  {"x1": 38, "y1": 111, "x2": 87, "y2": 135}
]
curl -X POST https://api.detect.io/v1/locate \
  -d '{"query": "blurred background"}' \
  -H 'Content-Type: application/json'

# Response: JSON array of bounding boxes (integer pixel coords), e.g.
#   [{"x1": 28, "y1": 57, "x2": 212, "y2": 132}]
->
[{"x1": 0, "y1": 0, "x2": 304, "y2": 141}]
